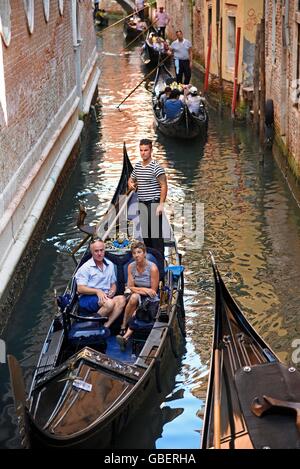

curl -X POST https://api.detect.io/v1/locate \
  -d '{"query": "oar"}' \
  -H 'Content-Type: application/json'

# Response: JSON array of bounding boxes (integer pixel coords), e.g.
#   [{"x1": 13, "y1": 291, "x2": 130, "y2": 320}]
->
[
  {"x1": 116, "y1": 54, "x2": 170, "y2": 109},
  {"x1": 121, "y1": 20, "x2": 157, "y2": 51},
  {"x1": 97, "y1": 5, "x2": 149, "y2": 36},
  {"x1": 213, "y1": 348, "x2": 222, "y2": 449}
]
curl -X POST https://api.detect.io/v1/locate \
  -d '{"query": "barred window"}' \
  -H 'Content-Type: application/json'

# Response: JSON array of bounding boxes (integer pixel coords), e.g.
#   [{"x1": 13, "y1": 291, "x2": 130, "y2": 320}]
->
[
  {"x1": 0, "y1": 0, "x2": 11, "y2": 46},
  {"x1": 24, "y1": 0, "x2": 34, "y2": 34},
  {"x1": 58, "y1": 0, "x2": 64, "y2": 16},
  {"x1": 43, "y1": 0, "x2": 50, "y2": 22}
]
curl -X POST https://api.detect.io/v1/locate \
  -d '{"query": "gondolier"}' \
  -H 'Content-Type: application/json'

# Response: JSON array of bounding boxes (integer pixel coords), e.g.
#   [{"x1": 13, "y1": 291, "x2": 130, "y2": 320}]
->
[
  {"x1": 128, "y1": 139, "x2": 167, "y2": 257},
  {"x1": 154, "y1": 6, "x2": 170, "y2": 39},
  {"x1": 170, "y1": 30, "x2": 192, "y2": 84}
]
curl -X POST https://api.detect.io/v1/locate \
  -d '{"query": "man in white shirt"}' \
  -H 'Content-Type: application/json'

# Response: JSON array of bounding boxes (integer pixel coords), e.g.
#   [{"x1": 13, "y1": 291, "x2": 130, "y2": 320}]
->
[
  {"x1": 170, "y1": 30, "x2": 193, "y2": 84},
  {"x1": 155, "y1": 6, "x2": 170, "y2": 39},
  {"x1": 75, "y1": 239, "x2": 126, "y2": 327}
]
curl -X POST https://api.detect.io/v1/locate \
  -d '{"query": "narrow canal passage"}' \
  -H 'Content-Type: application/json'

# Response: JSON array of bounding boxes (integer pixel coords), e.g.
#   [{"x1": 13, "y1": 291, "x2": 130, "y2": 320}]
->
[{"x1": 1, "y1": 23, "x2": 300, "y2": 449}]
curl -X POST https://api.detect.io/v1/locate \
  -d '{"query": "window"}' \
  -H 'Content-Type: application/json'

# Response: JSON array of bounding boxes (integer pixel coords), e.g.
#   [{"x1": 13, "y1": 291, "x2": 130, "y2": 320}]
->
[
  {"x1": 24, "y1": 0, "x2": 34, "y2": 34},
  {"x1": 58, "y1": 0, "x2": 64, "y2": 16},
  {"x1": 43, "y1": 0, "x2": 50, "y2": 22},
  {"x1": 0, "y1": 0, "x2": 11, "y2": 46},
  {"x1": 227, "y1": 16, "x2": 236, "y2": 69}
]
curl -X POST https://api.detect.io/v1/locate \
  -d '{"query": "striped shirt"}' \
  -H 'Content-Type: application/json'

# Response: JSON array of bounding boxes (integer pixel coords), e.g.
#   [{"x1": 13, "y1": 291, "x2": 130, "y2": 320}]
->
[{"x1": 131, "y1": 160, "x2": 165, "y2": 201}]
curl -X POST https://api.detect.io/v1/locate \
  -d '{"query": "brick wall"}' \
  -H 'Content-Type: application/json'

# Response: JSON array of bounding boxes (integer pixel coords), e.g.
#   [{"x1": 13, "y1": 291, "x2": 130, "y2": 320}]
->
[
  {"x1": 265, "y1": 0, "x2": 300, "y2": 175},
  {"x1": 0, "y1": 1, "x2": 75, "y2": 196}
]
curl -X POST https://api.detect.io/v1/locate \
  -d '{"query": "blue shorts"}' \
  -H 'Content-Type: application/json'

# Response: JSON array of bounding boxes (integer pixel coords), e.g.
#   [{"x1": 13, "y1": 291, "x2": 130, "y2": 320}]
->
[{"x1": 79, "y1": 294, "x2": 100, "y2": 313}]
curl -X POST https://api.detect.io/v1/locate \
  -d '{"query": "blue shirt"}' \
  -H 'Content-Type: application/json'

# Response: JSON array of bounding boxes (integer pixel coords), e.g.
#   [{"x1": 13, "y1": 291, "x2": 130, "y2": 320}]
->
[
  {"x1": 75, "y1": 257, "x2": 116, "y2": 293},
  {"x1": 164, "y1": 99, "x2": 184, "y2": 120}
]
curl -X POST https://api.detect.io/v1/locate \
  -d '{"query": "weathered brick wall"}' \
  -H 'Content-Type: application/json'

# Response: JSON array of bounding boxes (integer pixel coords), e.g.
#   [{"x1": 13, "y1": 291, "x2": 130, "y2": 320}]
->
[
  {"x1": 193, "y1": 0, "x2": 205, "y2": 66},
  {"x1": 265, "y1": 0, "x2": 300, "y2": 173},
  {"x1": 80, "y1": 1, "x2": 98, "y2": 73},
  {"x1": 0, "y1": 1, "x2": 75, "y2": 196}
]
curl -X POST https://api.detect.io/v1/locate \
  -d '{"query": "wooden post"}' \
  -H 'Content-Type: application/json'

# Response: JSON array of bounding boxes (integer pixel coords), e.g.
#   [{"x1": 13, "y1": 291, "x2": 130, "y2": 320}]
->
[
  {"x1": 253, "y1": 24, "x2": 261, "y2": 132},
  {"x1": 204, "y1": 26, "x2": 212, "y2": 92},
  {"x1": 259, "y1": 19, "x2": 266, "y2": 144},
  {"x1": 231, "y1": 27, "x2": 241, "y2": 118}
]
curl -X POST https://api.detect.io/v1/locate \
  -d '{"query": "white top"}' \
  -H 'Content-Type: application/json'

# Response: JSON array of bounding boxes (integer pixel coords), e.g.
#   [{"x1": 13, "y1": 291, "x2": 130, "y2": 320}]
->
[
  {"x1": 75, "y1": 257, "x2": 116, "y2": 293},
  {"x1": 186, "y1": 95, "x2": 201, "y2": 114},
  {"x1": 170, "y1": 38, "x2": 192, "y2": 60},
  {"x1": 155, "y1": 11, "x2": 170, "y2": 27}
]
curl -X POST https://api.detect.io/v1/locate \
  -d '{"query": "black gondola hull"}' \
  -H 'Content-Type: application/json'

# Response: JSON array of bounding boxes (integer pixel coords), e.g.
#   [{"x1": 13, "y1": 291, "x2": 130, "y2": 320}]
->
[{"x1": 152, "y1": 64, "x2": 208, "y2": 140}]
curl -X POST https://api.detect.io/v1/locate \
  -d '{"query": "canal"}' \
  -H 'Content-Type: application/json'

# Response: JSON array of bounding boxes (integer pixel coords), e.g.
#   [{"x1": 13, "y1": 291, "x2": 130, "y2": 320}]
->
[{"x1": 1, "y1": 22, "x2": 300, "y2": 449}]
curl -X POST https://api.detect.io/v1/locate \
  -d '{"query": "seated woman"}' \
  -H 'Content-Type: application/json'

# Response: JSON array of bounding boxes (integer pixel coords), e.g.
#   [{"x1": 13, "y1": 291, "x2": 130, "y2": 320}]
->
[{"x1": 116, "y1": 241, "x2": 159, "y2": 351}]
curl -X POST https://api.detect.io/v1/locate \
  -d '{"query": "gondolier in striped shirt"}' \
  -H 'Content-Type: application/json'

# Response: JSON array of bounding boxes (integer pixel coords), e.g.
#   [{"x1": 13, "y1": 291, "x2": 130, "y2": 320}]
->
[{"x1": 128, "y1": 139, "x2": 167, "y2": 257}]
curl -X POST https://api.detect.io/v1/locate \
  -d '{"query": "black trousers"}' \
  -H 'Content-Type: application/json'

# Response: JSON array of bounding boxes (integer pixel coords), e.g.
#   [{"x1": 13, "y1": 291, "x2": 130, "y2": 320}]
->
[
  {"x1": 176, "y1": 59, "x2": 191, "y2": 85},
  {"x1": 157, "y1": 27, "x2": 166, "y2": 39},
  {"x1": 138, "y1": 200, "x2": 164, "y2": 258}
]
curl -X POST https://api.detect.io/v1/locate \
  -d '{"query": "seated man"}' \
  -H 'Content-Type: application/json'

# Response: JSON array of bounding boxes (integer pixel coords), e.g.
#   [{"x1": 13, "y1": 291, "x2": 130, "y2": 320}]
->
[
  {"x1": 75, "y1": 238, "x2": 126, "y2": 328},
  {"x1": 164, "y1": 89, "x2": 184, "y2": 120}
]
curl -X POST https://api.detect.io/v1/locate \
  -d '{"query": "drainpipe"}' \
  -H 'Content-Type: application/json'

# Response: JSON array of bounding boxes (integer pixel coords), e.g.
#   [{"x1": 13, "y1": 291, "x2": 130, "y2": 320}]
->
[{"x1": 71, "y1": 0, "x2": 83, "y2": 111}]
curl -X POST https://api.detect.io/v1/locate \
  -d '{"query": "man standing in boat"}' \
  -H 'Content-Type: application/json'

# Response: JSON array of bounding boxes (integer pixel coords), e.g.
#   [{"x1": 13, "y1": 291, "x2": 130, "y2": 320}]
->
[
  {"x1": 169, "y1": 30, "x2": 193, "y2": 84},
  {"x1": 135, "y1": 0, "x2": 145, "y2": 21},
  {"x1": 128, "y1": 139, "x2": 167, "y2": 257},
  {"x1": 75, "y1": 239, "x2": 126, "y2": 327},
  {"x1": 154, "y1": 6, "x2": 170, "y2": 39}
]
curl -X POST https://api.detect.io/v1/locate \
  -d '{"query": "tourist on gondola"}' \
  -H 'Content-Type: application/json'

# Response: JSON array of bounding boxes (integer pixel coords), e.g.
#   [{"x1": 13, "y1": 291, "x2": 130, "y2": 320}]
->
[
  {"x1": 128, "y1": 139, "x2": 167, "y2": 258},
  {"x1": 159, "y1": 86, "x2": 172, "y2": 113},
  {"x1": 154, "y1": 6, "x2": 170, "y2": 39},
  {"x1": 75, "y1": 239, "x2": 126, "y2": 328},
  {"x1": 116, "y1": 241, "x2": 159, "y2": 351},
  {"x1": 169, "y1": 30, "x2": 193, "y2": 84},
  {"x1": 184, "y1": 85, "x2": 206, "y2": 115},
  {"x1": 164, "y1": 89, "x2": 184, "y2": 120}
]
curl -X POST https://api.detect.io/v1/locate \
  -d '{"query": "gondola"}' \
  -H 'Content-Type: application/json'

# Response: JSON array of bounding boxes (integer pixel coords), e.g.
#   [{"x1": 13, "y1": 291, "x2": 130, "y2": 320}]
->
[
  {"x1": 140, "y1": 30, "x2": 169, "y2": 68},
  {"x1": 152, "y1": 64, "x2": 208, "y2": 139},
  {"x1": 201, "y1": 256, "x2": 300, "y2": 449},
  {"x1": 8, "y1": 144, "x2": 185, "y2": 449},
  {"x1": 123, "y1": 16, "x2": 145, "y2": 40}
]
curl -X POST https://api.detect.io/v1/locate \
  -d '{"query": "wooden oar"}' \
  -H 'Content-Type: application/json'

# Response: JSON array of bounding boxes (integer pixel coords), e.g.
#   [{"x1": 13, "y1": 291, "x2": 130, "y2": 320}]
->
[
  {"x1": 97, "y1": 5, "x2": 148, "y2": 36},
  {"x1": 121, "y1": 20, "x2": 157, "y2": 51},
  {"x1": 213, "y1": 348, "x2": 222, "y2": 449},
  {"x1": 116, "y1": 54, "x2": 170, "y2": 109}
]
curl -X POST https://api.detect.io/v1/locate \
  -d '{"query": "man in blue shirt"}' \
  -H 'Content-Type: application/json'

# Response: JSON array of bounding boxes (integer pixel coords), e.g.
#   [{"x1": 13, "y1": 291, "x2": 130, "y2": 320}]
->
[
  {"x1": 164, "y1": 89, "x2": 184, "y2": 120},
  {"x1": 75, "y1": 239, "x2": 126, "y2": 327},
  {"x1": 170, "y1": 30, "x2": 193, "y2": 84}
]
